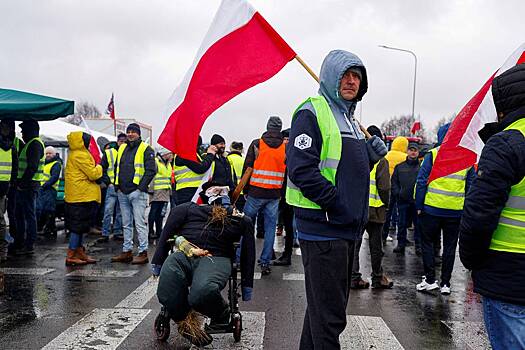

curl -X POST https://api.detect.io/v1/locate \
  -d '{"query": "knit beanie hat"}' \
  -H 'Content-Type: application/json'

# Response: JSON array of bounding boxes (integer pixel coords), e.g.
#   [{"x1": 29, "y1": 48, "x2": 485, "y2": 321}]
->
[
  {"x1": 267, "y1": 116, "x2": 282, "y2": 132},
  {"x1": 211, "y1": 134, "x2": 225, "y2": 145},
  {"x1": 126, "y1": 123, "x2": 141, "y2": 135}
]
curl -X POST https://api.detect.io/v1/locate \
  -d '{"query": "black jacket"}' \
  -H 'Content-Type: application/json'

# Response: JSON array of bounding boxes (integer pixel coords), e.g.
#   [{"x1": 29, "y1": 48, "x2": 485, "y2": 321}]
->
[
  {"x1": 391, "y1": 157, "x2": 419, "y2": 203},
  {"x1": 212, "y1": 155, "x2": 234, "y2": 190},
  {"x1": 152, "y1": 202, "x2": 256, "y2": 289},
  {"x1": 459, "y1": 108, "x2": 525, "y2": 305},
  {"x1": 242, "y1": 131, "x2": 284, "y2": 199},
  {"x1": 116, "y1": 138, "x2": 156, "y2": 194}
]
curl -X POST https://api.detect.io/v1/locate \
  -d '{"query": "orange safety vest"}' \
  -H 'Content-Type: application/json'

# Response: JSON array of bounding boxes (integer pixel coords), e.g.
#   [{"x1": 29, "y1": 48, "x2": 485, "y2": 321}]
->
[{"x1": 249, "y1": 139, "x2": 286, "y2": 189}]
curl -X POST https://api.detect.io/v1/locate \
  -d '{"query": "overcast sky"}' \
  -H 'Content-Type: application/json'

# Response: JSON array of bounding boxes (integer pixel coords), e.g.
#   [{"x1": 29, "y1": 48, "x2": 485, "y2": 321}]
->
[{"x1": 1, "y1": 0, "x2": 524, "y2": 147}]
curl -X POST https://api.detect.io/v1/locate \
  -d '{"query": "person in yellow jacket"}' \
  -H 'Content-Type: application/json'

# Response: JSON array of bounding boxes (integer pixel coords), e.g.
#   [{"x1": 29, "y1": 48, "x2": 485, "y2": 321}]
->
[
  {"x1": 64, "y1": 131, "x2": 103, "y2": 266},
  {"x1": 227, "y1": 141, "x2": 245, "y2": 210},
  {"x1": 382, "y1": 136, "x2": 408, "y2": 242}
]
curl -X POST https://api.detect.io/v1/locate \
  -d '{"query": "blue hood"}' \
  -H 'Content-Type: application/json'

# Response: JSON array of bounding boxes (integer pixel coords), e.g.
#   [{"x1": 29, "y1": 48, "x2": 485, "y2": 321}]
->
[
  {"x1": 319, "y1": 50, "x2": 368, "y2": 116},
  {"x1": 436, "y1": 123, "x2": 450, "y2": 146}
]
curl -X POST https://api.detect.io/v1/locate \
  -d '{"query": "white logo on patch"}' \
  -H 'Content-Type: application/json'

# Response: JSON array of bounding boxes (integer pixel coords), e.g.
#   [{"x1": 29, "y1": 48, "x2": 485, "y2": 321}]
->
[{"x1": 294, "y1": 133, "x2": 312, "y2": 150}]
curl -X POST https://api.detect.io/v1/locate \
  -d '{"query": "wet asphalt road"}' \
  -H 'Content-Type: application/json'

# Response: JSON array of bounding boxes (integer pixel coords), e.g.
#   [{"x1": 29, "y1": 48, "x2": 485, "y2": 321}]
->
[{"x1": 0, "y1": 230, "x2": 490, "y2": 349}]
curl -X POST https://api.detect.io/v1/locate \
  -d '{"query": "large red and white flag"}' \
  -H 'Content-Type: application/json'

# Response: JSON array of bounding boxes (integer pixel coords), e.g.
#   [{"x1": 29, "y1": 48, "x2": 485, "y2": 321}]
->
[
  {"x1": 158, "y1": 0, "x2": 296, "y2": 161},
  {"x1": 106, "y1": 93, "x2": 115, "y2": 120},
  {"x1": 429, "y1": 43, "x2": 525, "y2": 182}
]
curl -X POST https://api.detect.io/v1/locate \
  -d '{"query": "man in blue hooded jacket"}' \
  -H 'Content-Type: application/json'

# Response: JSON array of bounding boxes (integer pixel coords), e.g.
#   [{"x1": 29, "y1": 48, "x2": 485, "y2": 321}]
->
[
  {"x1": 286, "y1": 50, "x2": 387, "y2": 350},
  {"x1": 414, "y1": 123, "x2": 476, "y2": 295}
]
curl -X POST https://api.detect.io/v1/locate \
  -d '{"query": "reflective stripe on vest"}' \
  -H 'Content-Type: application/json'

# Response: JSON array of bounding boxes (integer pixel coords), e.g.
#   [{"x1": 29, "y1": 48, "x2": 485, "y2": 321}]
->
[
  {"x1": 41, "y1": 160, "x2": 60, "y2": 190},
  {"x1": 424, "y1": 148, "x2": 468, "y2": 210},
  {"x1": 17, "y1": 137, "x2": 45, "y2": 182},
  {"x1": 154, "y1": 158, "x2": 173, "y2": 190},
  {"x1": 115, "y1": 141, "x2": 149, "y2": 185},
  {"x1": 490, "y1": 117, "x2": 525, "y2": 253},
  {"x1": 250, "y1": 139, "x2": 286, "y2": 190},
  {"x1": 105, "y1": 148, "x2": 117, "y2": 184},
  {"x1": 173, "y1": 154, "x2": 214, "y2": 190},
  {"x1": 0, "y1": 148, "x2": 12, "y2": 181},
  {"x1": 369, "y1": 162, "x2": 384, "y2": 208},
  {"x1": 286, "y1": 95, "x2": 342, "y2": 209}
]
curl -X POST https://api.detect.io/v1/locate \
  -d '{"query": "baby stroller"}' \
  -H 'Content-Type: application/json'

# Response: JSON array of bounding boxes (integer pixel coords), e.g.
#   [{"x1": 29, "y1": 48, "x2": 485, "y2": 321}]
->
[{"x1": 154, "y1": 242, "x2": 243, "y2": 343}]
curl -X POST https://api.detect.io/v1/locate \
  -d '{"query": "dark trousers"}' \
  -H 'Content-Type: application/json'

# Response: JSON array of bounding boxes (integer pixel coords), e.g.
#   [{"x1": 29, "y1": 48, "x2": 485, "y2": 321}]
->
[
  {"x1": 148, "y1": 201, "x2": 166, "y2": 237},
  {"x1": 419, "y1": 213, "x2": 460, "y2": 286},
  {"x1": 382, "y1": 196, "x2": 398, "y2": 239},
  {"x1": 352, "y1": 222, "x2": 384, "y2": 283},
  {"x1": 300, "y1": 239, "x2": 355, "y2": 350},
  {"x1": 157, "y1": 251, "x2": 231, "y2": 322},
  {"x1": 15, "y1": 188, "x2": 38, "y2": 249},
  {"x1": 397, "y1": 201, "x2": 420, "y2": 247},
  {"x1": 7, "y1": 186, "x2": 17, "y2": 238},
  {"x1": 175, "y1": 188, "x2": 196, "y2": 206},
  {"x1": 281, "y1": 203, "x2": 294, "y2": 258}
]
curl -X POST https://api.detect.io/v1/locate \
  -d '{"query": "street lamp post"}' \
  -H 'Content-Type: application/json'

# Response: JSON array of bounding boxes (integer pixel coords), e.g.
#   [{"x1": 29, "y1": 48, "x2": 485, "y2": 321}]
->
[{"x1": 379, "y1": 45, "x2": 418, "y2": 121}]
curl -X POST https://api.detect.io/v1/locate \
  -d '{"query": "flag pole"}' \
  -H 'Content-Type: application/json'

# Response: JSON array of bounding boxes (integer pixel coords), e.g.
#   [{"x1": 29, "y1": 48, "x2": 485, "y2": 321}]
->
[{"x1": 294, "y1": 55, "x2": 372, "y2": 139}]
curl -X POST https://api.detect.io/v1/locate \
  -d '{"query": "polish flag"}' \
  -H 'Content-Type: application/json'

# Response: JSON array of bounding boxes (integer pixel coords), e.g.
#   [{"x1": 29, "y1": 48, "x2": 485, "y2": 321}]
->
[
  {"x1": 429, "y1": 43, "x2": 525, "y2": 182},
  {"x1": 158, "y1": 0, "x2": 296, "y2": 161},
  {"x1": 410, "y1": 121, "x2": 421, "y2": 134},
  {"x1": 191, "y1": 166, "x2": 214, "y2": 204}
]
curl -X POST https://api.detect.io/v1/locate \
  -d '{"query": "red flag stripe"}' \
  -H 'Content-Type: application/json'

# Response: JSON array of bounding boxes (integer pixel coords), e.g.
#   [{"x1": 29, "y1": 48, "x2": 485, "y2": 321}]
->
[{"x1": 517, "y1": 51, "x2": 525, "y2": 65}]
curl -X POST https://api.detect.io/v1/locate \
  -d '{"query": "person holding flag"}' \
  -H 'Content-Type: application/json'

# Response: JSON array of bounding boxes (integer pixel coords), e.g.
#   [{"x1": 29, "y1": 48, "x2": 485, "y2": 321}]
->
[
  {"x1": 460, "y1": 64, "x2": 525, "y2": 349},
  {"x1": 414, "y1": 123, "x2": 476, "y2": 295},
  {"x1": 286, "y1": 50, "x2": 387, "y2": 349}
]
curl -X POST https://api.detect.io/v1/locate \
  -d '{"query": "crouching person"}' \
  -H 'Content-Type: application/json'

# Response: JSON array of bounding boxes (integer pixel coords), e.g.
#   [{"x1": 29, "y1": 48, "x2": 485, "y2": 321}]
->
[
  {"x1": 151, "y1": 182, "x2": 255, "y2": 346},
  {"x1": 64, "y1": 132, "x2": 102, "y2": 266}
]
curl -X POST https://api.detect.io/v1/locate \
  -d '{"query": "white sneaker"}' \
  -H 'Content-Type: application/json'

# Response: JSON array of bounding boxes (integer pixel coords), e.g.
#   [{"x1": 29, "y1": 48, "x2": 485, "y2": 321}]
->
[
  {"x1": 416, "y1": 277, "x2": 439, "y2": 291},
  {"x1": 440, "y1": 285, "x2": 451, "y2": 295},
  {"x1": 386, "y1": 236, "x2": 394, "y2": 242}
]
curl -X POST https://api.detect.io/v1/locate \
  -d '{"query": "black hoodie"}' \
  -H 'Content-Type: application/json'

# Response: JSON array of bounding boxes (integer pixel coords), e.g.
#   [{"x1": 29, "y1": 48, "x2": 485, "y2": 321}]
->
[{"x1": 391, "y1": 157, "x2": 420, "y2": 203}]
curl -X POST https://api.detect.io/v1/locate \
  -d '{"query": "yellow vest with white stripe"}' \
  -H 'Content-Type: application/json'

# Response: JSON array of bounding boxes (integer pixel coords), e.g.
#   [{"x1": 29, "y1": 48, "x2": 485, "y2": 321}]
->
[
  {"x1": 424, "y1": 148, "x2": 469, "y2": 210},
  {"x1": 17, "y1": 137, "x2": 45, "y2": 182},
  {"x1": 41, "y1": 160, "x2": 60, "y2": 190},
  {"x1": 490, "y1": 118, "x2": 525, "y2": 254},
  {"x1": 369, "y1": 162, "x2": 385, "y2": 207},
  {"x1": 173, "y1": 154, "x2": 214, "y2": 190},
  {"x1": 286, "y1": 95, "x2": 342, "y2": 209},
  {"x1": 154, "y1": 158, "x2": 173, "y2": 190},
  {"x1": 115, "y1": 141, "x2": 149, "y2": 185},
  {"x1": 0, "y1": 148, "x2": 12, "y2": 181},
  {"x1": 105, "y1": 148, "x2": 118, "y2": 184}
]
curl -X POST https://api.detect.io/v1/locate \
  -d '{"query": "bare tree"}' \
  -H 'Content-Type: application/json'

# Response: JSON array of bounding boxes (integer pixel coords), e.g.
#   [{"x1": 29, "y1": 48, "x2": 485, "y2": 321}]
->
[
  {"x1": 380, "y1": 114, "x2": 431, "y2": 143},
  {"x1": 65, "y1": 101, "x2": 102, "y2": 126}
]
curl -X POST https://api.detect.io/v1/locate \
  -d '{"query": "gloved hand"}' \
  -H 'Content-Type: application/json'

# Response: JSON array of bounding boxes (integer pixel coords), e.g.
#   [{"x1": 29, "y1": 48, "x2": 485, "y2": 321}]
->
[
  {"x1": 242, "y1": 287, "x2": 253, "y2": 301},
  {"x1": 151, "y1": 264, "x2": 162, "y2": 277},
  {"x1": 366, "y1": 135, "x2": 387, "y2": 163}
]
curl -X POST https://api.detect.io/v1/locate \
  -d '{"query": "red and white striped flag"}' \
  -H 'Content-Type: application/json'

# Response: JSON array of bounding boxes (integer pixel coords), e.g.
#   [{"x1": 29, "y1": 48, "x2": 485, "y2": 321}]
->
[
  {"x1": 106, "y1": 93, "x2": 115, "y2": 120},
  {"x1": 429, "y1": 43, "x2": 525, "y2": 182},
  {"x1": 158, "y1": 0, "x2": 296, "y2": 161}
]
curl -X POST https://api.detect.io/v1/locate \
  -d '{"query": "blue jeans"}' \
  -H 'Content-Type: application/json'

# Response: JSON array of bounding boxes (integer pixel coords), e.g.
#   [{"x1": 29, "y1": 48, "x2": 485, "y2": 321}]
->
[
  {"x1": 69, "y1": 232, "x2": 83, "y2": 249},
  {"x1": 243, "y1": 196, "x2": 279, "y2": 265},
  {"x1": 102, "y1": 185, "x2": 122, "y2": 237},
  {"x1": 118, "y1": 190, "x2": 148, "y2": 253},
  {"x1": 397, "y1": 201, "x2": 420, "y2": 247},
  {"x1": 483, "y1": 296, "x2": 525, "y2": 350},
  {"x1": 15, "y1": 188, "x2": 38, "y2": 250}
]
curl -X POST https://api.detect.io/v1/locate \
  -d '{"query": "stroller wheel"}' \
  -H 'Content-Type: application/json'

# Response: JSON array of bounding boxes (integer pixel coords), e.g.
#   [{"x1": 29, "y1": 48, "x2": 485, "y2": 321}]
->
[
  {"x1": 154, "y1": 312, "x2": 171, "y2": 341},
  {"x1": 232, "y1": 313, "x2": 242, "y2": 342}
]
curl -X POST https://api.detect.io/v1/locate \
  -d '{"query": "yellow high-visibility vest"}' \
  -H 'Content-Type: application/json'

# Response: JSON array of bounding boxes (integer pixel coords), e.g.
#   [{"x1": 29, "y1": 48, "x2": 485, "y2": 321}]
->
[
  {"x1": 105, "y1": 148, "x2": 118, "y2": 184},
  {"x1": 369, "y1": 162, "x2": 385, "y2": 208},
  {"x1": 41, "y1": 160, "x2": 61, "y2": 190},
  {"x1": 0, "y1": 148, "x2": 12, "y2": 181},
  {"x1": 17, "y1": 137, "x2": 45, "y2": 182},
  {"x1": 153, "y1": 158, "x2": 173, "y2": 190},
  {"x1": 424, "y1": 148, "x2": 469, "y2": 210},
  {"x1": 115, "y1": 141, "x2": 149, "y2": 185},
  {"x1": 173, "y1": 154, "x2": 214, "y2": 191}
]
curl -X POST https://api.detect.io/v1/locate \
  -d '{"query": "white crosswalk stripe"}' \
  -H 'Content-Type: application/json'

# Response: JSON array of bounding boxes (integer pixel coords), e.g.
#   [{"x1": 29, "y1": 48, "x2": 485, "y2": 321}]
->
[
  {"x1": 340, "y1": 315, "x2": 404, "y2": 349},
  {"x1": 282, "y1": 273, "x2": 304, "y2": 281},
  {"x1": 41, "y1": 308, "x2": 151, "y2": 350},
  {"x1": 115, "y1": 276, "x2": 158, "y2": 309},
  {"x1": 0, "y1": 267, "x2": 55, "y2": 275},
  {"x1": 66, "y1": 269, "x2": 138, "y2": 278},
  {"x1": 442, "y1": 320, "x2": 491, "y2": 350}
]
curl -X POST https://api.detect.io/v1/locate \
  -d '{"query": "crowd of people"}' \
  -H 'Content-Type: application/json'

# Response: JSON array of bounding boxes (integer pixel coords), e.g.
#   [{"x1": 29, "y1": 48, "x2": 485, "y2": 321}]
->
[{"x1": 0, "y1": 54, "x2": 524, "y2": 350}]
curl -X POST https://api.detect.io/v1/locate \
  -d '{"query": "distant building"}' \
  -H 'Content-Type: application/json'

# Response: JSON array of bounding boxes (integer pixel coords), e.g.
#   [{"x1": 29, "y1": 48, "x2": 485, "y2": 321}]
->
[{"x1": 83, "y1": 118, "x2": 153, "y2": 144}]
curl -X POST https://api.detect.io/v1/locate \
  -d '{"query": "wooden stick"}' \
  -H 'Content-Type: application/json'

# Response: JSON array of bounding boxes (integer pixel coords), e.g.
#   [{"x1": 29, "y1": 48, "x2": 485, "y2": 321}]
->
[
  {"x1": 295, "y1": 55, "x2": 320, "y2": 83},
  {"x1": 231, "y1": 167, "x2": 253, "y2": 205},
  {"x1": 295, "y1": 55, "x2": 372, "y2": 139}
]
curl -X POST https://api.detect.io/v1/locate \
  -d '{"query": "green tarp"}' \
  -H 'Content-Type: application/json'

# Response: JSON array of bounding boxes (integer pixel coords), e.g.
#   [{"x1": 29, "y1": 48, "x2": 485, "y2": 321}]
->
[{"x1": 0, "y1": 88, "x2": 74, "y2": 121}]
